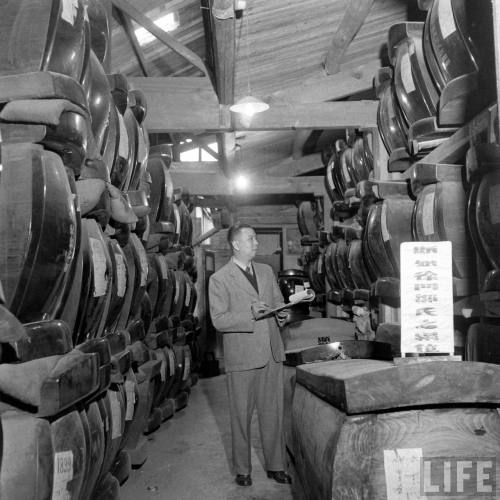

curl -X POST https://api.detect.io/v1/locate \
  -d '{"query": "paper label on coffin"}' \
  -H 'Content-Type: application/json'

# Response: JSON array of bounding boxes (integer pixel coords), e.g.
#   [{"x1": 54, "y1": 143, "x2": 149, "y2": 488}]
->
[
  {"x1": 401, "y1": 52, "x2": 416, "y2": 94},
  {"x1": 400, "y1": 242, "x2": 454, "y2": 356},
  {"x1": 52, "y1": 450, "x2": 74, "y2": 500},
  {"x1": 89, "y1": 237, "x2": 107, "y2": 297},
  {"x1": 117, "y1": 113, "x2": 129, "y2": 159},
  {"x1": 131, "y1": 236, "x2": 149, "y2": 287},
  {"x1": 159, "y1": 257, "x2": 168, "y2": 278},
  {"x1": 381, "y1": 203, "x2": 390, "y2": 242},
  {"x1": 422, "y1": 191, "x2": 435, "y2": 236},
  {"x1": 185, "y1": 281, "x2": 191, "y2": 307},
  {"x1": 168, "y1": 349, "x2": 176, "y2": 376},
  {"x1": 109, "y1": 391, "x2": 122, "y2": 439},
  {"x1": 61, "y1": 0, "x2": 78, "y2": 26},
  {"x1": 114, "y1": 253, "x2": 126, "y2": 297},
  {"x1": 174, "y1": 275, "x2": 180, "y2": 305},
  {"x1": 383, "y1": 448, "x2": 422, "y2": 500},
  {"x1": 124, "y1": 380, "x2": 135, "y2": 421},
  {"x1": 438, "y1": 0, "x2": 456, "y2": 39},
  {"x1": 489, "y1": 185, "x2": 500, "y2": 225}
]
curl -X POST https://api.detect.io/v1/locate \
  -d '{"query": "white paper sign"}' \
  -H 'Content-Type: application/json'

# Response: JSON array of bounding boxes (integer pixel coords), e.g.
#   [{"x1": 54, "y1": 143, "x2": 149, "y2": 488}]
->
[
  {"x1": 61, "y1": 0, "x2": 78, "y2": 26},
  {"x1": 168, "y1": 349, "x2": 176, "y2": 376},
  {"x1": 400, "y1": 242, "x2": 454, "y2": 356},
  {"x1": 52, "y1": 450, "x2": 73, "y2": 500},
  {"x1": 109, "y1": 391, "x2": 122, "y2": 439},
  {"x1": 384, "y1": 448, "x2": 423, "y2": 500},
  {"x1": 114, "y1": 252, "x2": 126, "y2": 297},
  {"x1": 438, "y1": 0, "x2": 456, "y2": 39},
  {"x1": 90, "y1": 237, "x2": 107, "y2": 297},
  {"x1": 400, "y1": 52, "x2": 416, "y2": 94}
]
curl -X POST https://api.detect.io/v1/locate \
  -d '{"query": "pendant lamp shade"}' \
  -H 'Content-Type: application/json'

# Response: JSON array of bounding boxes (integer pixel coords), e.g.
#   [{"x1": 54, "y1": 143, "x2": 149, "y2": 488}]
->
[{"x1": 229, "y1": 95, "x2": 269, "y2": 116}]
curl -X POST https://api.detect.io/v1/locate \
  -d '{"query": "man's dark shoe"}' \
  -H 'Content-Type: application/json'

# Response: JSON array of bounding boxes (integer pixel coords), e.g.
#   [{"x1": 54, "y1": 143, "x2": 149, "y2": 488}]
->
[
  {"x1": 235, "y1": 474, "x2": 252, "y2": 486},
  {"x1": 266, "y1": 470, "x2": 292, "y2": 484}
]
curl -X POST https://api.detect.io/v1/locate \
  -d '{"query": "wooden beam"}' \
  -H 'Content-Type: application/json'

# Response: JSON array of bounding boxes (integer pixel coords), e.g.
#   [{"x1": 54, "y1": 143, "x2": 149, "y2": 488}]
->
[
  {"x1": 270, "y1": 62, "x2": 378, "y2": 104},
  {"x1": 412, "y1": 104, "x2": 495, "y2": 168},
  {"x1": 170, "y1": 161, "x2": 221, "y2": 175},
  {"x1": 266, "y1": 153, "x2": 324, "y2": 177},
  {"x1": 232, "y1": 101, "x2": 379, "y2": 130},
  {"x1": 113, "y1": 7, "x2": 149, "y2": 76},
  {"x1": 211, "y1": 0, "x2": 236, "y2": 105},
  {"x1": 111, "y1": 0, "x2": 210, "y2": 76},
  {"x1": 128, "y1": 76, "x2": 228, "y2": 132},
  {"x1": 130, "y1": 78, "x2": 377, "y2": 132},
  {"x1": 324, "y1": 0, "x2": 374, "y2": 75},
  {"x1": 168, "y1": 170, "x2": 324, "y2": 196},
  {"x1": 217, "y1": 132, "x2": 237, "y2": 176}
]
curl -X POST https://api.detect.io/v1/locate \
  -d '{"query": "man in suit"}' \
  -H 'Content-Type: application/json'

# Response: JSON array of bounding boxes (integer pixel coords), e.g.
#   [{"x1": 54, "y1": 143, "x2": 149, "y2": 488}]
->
[{"x1": 208, "y1": 222, "x2": 292, "y2": 487}]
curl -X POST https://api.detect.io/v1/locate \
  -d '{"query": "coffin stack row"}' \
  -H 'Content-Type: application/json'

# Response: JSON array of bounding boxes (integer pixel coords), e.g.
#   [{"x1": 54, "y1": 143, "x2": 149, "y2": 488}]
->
[
  {"x1": 0, "y1": 2, "x2": 202, "y2": 499},
  {"x1": 294, "y1": 0, "x2": 499, "y2": 359}
]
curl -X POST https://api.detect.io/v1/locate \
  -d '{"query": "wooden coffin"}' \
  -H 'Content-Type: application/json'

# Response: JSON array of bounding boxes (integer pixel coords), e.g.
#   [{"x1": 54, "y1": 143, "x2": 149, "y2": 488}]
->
[
  {"x1": 0, "y1": 0, "x2": 88, "y2": 81},
  {"x1": 413, "y1": 176, "x2": 474, "y2": 282},
  {"x1": 292, "y1": 359, "x2": 500, "y2": 499},
  {"x1": 80, "y1": 401, "x2": 106, "y2": 500},
  {"x1": 50, "y1": 410, "x2": 86, "y2": 500},
  {"x1": 0, "y1": 143, "x2": 77, "y2": 323},
  {"x1": 79, "y1": 219, "x2": 113, "y2": 341},
  {"x1": 87, "y1": 0, "x2": 111, "y2": 67},
  {"x1": 76, "y1": 337, "x2": 112, "y2": 394},
  {"x1": 0, "y1": 410, "x2": 53, "y2": 500},
  {"x1": 2, "y1": 319, "x2": 72, "y2": 363},
  {"x1": 81, "y1": 50, "x2": 112, "y2": 153},
  {"x1": 97, "y1": 387, "x2": 126, "y2": 482},
  {"x1": 363, "y1": 195, "x2": 414, "y2": 280},
  {"x1": 0, "y1": 350, "x2": 99, "y2": 417}
]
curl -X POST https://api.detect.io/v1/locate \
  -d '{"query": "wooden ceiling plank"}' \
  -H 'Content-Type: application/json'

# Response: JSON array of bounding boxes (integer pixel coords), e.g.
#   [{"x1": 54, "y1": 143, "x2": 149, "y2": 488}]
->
[
  {"x1": 232, "y1": 101, "x2": 378, "y2": 130},
  {"x1": 111, "y1": 0, "x2": 210, "y2": 76},
  {"x1": 265, "y1": 153, "x2": 324, "y2": 177},
  {"x1": 113, "y1": 7, "x2": 150, "y2": 76},
  {"x1": 325, "y1": 0, "x2": 374, "y2": 75},
  {"x1": 129, "y1": 76, "x2": 226, "y2": 132},
  {"x1": 270, "y1": 61, "x2": 378, "y2": 104},
  {"x1": 169, "y1": 170, "x2": 324, "y2": 196}
]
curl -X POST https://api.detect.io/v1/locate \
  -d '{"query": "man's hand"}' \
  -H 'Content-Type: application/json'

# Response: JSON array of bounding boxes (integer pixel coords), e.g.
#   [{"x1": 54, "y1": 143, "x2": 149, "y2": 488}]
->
[
  {"x1": 251, "y1": 301, "x2": 271, "y2": 319},
  {"x1": 275, "y1": 309, "x2": 290, "y2": 327}
]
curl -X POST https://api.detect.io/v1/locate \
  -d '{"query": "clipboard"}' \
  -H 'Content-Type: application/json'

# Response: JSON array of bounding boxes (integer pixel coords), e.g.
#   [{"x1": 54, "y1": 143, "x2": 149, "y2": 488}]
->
[{"x1": 254, "y1": 289, "x2": 315, "y2": 320}]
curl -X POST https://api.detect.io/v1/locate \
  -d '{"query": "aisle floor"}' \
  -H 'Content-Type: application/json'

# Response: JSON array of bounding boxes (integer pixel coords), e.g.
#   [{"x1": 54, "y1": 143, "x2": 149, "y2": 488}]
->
[{"x1": 120, "y1": 375, "x2": 295, "y2": 500}]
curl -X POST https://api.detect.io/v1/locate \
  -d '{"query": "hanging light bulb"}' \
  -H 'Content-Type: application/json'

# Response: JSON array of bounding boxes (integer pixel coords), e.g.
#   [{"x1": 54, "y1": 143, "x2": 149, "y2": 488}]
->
[
  {"x1": 229, "y1": 5, "x2": 269, "y2": 117},
  {"x1": 229, "y1": 96, "x2": 269, "y2": 116}
]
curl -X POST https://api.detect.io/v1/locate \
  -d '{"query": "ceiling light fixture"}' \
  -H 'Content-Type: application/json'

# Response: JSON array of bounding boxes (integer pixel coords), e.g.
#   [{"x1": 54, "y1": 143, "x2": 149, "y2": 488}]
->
[
  {"x1": 234, "y1": 174, "x2": 250, "y2": 191},
  {"x1": 229, "y1": 6, "x2": 269, "y2": 117}
]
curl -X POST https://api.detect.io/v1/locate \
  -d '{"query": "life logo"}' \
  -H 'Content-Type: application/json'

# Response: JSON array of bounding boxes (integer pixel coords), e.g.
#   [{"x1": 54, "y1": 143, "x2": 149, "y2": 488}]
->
[{"x1": 420, "y1": 457, "x2": 496, "y2": 496}]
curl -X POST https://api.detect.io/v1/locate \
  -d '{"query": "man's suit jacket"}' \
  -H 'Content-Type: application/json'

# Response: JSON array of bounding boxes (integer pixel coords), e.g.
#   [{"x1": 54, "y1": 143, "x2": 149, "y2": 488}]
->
[{"x1": 208, "y1": 260, "x2": 286, "y2": 372}]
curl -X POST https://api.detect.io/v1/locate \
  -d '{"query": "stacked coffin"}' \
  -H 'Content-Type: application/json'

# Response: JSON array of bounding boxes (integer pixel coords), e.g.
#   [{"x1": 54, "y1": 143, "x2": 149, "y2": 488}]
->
[
  {"x1": 465, "y1": 144, "x2": 500, "y2": 362},
  {"x1": 322, "y1": 0, "x2": 493, "y2": 356},
  {"x1": 0, "y1": 1, "x2": 201, "y2": 499},
  {"x1": 286, "y1": 2, "x2": 498, "y2": 496}
]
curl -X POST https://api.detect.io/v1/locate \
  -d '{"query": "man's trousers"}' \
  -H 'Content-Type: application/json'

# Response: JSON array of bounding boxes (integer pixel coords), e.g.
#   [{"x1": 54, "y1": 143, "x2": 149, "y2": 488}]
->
[{"x1": 225, "y1": 359, "x2": 285, "y2": 475}]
